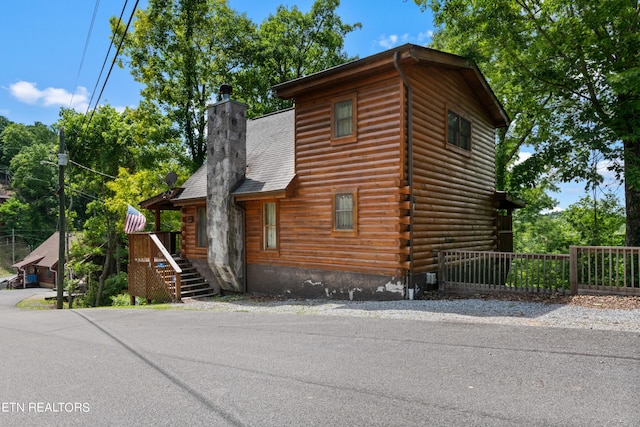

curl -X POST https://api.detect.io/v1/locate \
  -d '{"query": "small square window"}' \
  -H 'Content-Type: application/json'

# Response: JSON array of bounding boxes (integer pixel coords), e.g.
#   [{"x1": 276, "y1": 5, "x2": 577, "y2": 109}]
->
[{"x1": 447, "y1": 110, "x2": 472, "y2": 151}]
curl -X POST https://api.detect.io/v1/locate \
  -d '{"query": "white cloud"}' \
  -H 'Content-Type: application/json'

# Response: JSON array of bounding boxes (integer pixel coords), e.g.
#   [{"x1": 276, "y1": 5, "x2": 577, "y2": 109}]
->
[
  {"x1": 417, "y1": 31, "x2": 434, "y2": 44},
  {"x1": 377, "y1": 31, "x2": 432, "y2": 50},
  {"x1": 378, "y1": 34, "x2": 399, "y2": 49},
  {"x1": 9, "y1": 81, "x2": 89, "y2": 112},
  {"x1": 513, "y1": 151, "x2": 533, "y2": 165}
]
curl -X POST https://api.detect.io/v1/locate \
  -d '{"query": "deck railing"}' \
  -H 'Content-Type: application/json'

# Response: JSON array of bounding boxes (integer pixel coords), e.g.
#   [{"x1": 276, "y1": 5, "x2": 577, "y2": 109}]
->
[
  {"x1": 128, "y1": 232, "x2": 182, "y2": 302},
  {"x1": 438, "y1": 251, "x2": 570, "y2": 294},
  {"x1": 438, "y1": 246, "x2": 640, "y2": 296},
  {"x1": 571, "y1": 246, "x2": 640, "y2": 295}
]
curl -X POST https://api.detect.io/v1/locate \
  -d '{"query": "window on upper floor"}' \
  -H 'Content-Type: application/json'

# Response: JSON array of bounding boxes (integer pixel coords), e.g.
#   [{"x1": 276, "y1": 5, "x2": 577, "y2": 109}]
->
[
  {"x1": 331, "y1": 94, "x2": 357, "y2": 144},
  {"x1": 447, "y1": 110, "x2": 471, "y2": 151}
]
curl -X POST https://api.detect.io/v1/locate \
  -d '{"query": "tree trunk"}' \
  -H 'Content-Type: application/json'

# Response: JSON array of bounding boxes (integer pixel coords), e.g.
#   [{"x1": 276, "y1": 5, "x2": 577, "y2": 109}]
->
[
  {"x1": 624, "y1": 139, "x2": 640, "y2": 246},
  {"x1": 95, "y1": 227, "x2": 116, "y2": 306}
]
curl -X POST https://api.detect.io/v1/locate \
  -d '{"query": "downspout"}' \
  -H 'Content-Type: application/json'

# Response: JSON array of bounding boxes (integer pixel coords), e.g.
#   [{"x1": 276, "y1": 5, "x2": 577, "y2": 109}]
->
[{"x1": 394, "y1": 51, "x2": 415, "y2": 299}]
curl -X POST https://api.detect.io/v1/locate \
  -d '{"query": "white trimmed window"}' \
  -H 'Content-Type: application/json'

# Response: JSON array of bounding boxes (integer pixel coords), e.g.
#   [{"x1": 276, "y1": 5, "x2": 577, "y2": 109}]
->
[{"x1": 263, "y1": 202, "x2": 277, "y2": 250}]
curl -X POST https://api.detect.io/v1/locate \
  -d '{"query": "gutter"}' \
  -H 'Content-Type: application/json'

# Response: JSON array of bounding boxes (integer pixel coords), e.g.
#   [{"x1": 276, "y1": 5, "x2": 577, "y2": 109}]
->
[{"x1": 393, "y1": 51, "x2": 415, "y2": 299}]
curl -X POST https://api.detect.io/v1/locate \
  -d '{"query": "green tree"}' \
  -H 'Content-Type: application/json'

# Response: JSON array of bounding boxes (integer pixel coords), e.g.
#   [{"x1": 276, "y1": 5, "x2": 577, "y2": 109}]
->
[
  {"x1": 246, "y1": 0, "x2": 361, "y2": 116},
  {"x1": 1, "y1": 122, "x2": 57, "y2": 171},
  {"x1": 114, "y1": 0, "x2": 360, "y2": 169},
  {"x1": 0, "y1": 122, "x2": 59, "y2": 247},
  {"x1": 514, "y1": 211, "x2": 578, "y2": 254},
  {"x1": 515, "y1": 193, "x2": 626, "y2": 253},
  {"x1": 416, "y1": 0, "x2": 640, "y2": 245},
  {"x1": 113, "y1": 0, "x2": 256, "y2": 171},
  {"x1": 563, "y1": 193, "x2": 626, "y2": 247},
  {"x1": 59, "y1": 105, "x2": 185, "y2": 305}
]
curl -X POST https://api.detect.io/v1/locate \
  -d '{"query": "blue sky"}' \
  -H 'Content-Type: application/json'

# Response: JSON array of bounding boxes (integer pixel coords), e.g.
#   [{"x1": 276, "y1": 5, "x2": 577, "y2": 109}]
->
[
  {"x1": 0, "y1": 0, "x2": 619, "y2": 209},
  {"x1": 0, "y1": 0, "x2": 432, "y2": 126}
]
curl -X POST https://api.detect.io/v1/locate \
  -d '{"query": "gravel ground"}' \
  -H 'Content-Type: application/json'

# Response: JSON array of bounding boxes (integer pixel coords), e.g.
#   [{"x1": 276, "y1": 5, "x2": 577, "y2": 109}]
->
[{"x1": 181, "y1": 293, "x2": 640, "y2": 333}]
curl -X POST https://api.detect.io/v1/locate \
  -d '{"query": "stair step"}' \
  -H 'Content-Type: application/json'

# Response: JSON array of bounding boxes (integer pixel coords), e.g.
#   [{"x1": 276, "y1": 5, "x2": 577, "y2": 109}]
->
[{"x1": 163, "y1": 255, "x2": 217, "y2": 300}]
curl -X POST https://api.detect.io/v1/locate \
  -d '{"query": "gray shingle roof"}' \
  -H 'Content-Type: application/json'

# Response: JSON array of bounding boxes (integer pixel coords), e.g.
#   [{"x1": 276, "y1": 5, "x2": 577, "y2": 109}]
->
[
  {"x1": 173, "y1": 108, "x2": 295, "y2": 202},
  {"x1": 173, "y1": 162, "x2": 207, "y2": 201},
  {"x1": 234, "y1": 108, "x2": 295, "y2": 196}
]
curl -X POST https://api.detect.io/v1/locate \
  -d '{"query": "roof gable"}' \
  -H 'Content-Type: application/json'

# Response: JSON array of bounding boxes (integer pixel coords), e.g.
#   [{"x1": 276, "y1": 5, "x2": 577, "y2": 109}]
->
[
  {"x1": 12, "y1": 232, "x2": 78, "y2": 269},
  {"x1": 273, "y1": 43, "x2": 509, "y2": 128}
]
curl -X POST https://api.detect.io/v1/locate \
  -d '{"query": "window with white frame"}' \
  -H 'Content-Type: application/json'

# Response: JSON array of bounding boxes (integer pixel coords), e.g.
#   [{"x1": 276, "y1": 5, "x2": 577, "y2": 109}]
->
[{"x1": 263, "y1": 202, "x2": 277, "y2": 250}]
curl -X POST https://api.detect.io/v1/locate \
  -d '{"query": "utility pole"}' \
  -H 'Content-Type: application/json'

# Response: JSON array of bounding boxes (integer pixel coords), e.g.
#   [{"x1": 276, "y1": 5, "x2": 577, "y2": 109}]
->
[{"x1": 57, "y1": 129, "x2": 67, "y2": 309}]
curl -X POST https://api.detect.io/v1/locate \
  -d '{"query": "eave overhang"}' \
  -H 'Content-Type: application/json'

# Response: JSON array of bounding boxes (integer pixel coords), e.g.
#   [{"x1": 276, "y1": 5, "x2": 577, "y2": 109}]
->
[{"x1": 273, "y1": 43, "x2": 510, "y2": 128}]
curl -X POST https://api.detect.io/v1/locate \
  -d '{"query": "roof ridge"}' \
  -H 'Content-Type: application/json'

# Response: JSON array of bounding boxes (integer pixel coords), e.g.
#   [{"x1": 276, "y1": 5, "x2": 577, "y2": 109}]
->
[{"x1": 249, "y1": 107, "x2": 294, "y2": 121}]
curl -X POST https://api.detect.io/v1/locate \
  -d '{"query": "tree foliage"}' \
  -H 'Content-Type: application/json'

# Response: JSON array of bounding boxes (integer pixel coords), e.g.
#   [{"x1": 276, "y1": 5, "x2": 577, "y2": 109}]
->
[
  {"x1": 58, "y1": 105, "x2": 186, "y2": 305},
  {"x1": 246, "y1": 0, "x2": 361, "y2": 116},
  {"x1": 515, "y1": 193, "x2": 625, "y2": 253},
  {"x1": 0, "y1": 122, "x2": 59, "y2": 246},
  {"x1": 416, "y1": 0, "x2": 640, "y2": 245},
  {"x1": 114, "y1": 0, "x2": 360, "y2": 169},
  {"x1": 113, "y1": 0, "x2": 256, "y2": 170}
]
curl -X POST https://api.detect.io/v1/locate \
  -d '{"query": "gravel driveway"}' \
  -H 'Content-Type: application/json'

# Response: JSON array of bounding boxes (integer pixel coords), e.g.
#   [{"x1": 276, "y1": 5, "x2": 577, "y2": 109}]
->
[{"x1": 181, "y1": 296, "x2": 640, "y2": 333}]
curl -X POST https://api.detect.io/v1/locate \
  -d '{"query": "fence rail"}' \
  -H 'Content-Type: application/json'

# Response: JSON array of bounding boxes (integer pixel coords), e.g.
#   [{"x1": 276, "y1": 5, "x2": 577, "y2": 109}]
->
[
  {"x1": 438, "y1": 246, "x2": 640, "y2": 296},
  {"x1": 572, "y1": 246, "x2": 640, "y2": 295}
]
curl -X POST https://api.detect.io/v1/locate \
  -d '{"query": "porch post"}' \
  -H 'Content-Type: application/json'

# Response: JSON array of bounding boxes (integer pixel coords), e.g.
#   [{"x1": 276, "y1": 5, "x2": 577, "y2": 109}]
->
[{"x1": 569, "y1": 246, "x2": 578, "y2": 295}]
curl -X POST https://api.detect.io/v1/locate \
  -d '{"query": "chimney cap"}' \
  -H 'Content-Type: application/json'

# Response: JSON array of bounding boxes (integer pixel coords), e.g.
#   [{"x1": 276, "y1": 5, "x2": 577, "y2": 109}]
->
[{"x1": 219, "y1": 84, "x2": 233, "y2": 101}]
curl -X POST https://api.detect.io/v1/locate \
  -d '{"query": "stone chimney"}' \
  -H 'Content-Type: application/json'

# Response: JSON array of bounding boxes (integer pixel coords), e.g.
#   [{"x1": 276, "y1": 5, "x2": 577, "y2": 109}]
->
[{"x1": 206, "y1": 84, "x2": 246, "y2": 292}]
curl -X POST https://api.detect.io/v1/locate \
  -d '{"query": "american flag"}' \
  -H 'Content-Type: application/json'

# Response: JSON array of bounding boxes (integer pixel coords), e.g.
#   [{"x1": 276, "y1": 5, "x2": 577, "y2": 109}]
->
[{"x1": 124, "y1": 204, "x2": 146, "y2": 234}]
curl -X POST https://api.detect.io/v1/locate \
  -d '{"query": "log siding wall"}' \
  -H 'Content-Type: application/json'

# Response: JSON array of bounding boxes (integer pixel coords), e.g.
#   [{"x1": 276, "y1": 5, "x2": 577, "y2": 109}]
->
[
  {"x1": 246, "y1": 72, "x2": 409, "y2": 278},
  {"x1": 245, "y1": 64, "x2": 499, "y2": 285},
  {"x1": 408, "y1": 64, "x2": 498, "y2": 273},
  {"x1": 178, "y1": 203, "x2": 207, "y2": 260}
]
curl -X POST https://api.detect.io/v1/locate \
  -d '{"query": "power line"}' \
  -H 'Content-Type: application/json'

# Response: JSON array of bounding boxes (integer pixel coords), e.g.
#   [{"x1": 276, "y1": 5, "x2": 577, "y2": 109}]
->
[
  {"x1": 69, "y1": 159, "x2": 117, "y2": 179},
  {"x1": 70, "y1": 0, "x2": 102, "y2": 109},
  {"x1": 82, "y1": 0, "x2": 130, "y2": 122},
  {"x1": 84, "y1": 0, "x2": 141, "y2": 131}
]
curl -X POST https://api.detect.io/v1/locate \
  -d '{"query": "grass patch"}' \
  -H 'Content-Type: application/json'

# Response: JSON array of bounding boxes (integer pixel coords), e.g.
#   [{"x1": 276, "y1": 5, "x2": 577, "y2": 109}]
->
[{"x1": 17, "y1": 295, "x2": 67, "y2": 310}]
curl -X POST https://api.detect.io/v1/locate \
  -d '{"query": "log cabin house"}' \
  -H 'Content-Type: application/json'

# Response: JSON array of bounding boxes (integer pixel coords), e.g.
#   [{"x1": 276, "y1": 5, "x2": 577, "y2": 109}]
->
[{"x1": 133, "y1": 44, "x2": 522, "y2": 301}]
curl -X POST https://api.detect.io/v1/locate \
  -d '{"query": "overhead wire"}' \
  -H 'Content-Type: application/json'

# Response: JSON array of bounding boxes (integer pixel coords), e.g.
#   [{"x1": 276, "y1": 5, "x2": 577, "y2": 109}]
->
[
  {"x1": 69, "y1": 159, "x2": 117, "y2": 179},
  {"x1": 69, "y1": 0, "x2": 102, "y2": 109},
  {"x1": 84, "y1": 0, "x2": 140, "y2": 131},
  {"x1": 81, "y1": 0, "x2": 130, "y2": 126}
]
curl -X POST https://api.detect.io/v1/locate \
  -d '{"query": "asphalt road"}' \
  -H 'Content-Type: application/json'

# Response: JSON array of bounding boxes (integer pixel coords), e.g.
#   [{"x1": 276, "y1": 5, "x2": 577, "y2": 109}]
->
[{"x1": 1, "y1": 288, "x2": 638, "y2": 426}]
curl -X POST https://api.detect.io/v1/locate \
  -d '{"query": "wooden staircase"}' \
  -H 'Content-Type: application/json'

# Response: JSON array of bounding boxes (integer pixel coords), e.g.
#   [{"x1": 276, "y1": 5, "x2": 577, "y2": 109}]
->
[{"x1": 170, "y1": 257, "x2": 217, "y2": 299}]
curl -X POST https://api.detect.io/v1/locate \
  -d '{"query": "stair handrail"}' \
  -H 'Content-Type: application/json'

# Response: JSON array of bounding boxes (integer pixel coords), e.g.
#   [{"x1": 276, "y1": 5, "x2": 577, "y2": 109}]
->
[{"x1": 149, "y1": 233, "x2": 182, "y2": 300}]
